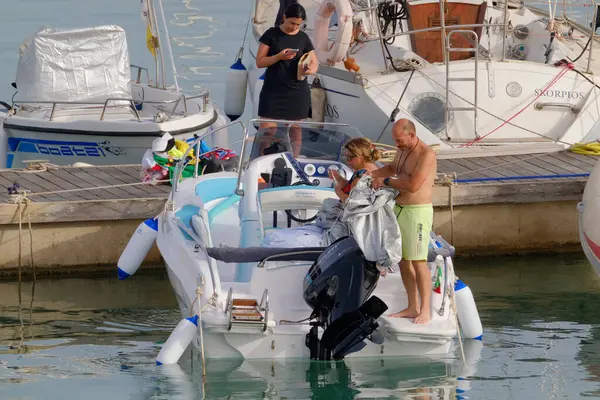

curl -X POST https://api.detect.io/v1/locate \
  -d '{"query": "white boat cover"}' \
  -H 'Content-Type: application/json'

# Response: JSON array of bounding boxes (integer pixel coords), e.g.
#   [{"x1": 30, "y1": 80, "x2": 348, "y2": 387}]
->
[{"x1": 15, "y1": 25, "x2": 131, "y2": 105}]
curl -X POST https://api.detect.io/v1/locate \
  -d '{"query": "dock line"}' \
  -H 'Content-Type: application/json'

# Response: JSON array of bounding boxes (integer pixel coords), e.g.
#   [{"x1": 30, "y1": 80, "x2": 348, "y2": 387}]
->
[
  {"x1": 6, "y1": 179, "x2": 172, "y2": 199},
  {"x1": 455, "y1": 173, "x2": 590, "y2": 184}
]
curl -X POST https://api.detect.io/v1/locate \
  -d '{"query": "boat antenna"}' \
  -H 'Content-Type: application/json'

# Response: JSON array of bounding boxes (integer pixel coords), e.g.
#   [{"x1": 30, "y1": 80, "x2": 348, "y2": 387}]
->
[{"x1": 234, "y1": 0, "x2": 255, "y2": 62}]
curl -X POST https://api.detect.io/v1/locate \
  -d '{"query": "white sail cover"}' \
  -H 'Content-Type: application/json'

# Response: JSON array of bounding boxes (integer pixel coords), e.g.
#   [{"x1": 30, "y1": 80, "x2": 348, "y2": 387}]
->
[{"x1": 15, "y1": 25, "x2": 131, "y2": 104}]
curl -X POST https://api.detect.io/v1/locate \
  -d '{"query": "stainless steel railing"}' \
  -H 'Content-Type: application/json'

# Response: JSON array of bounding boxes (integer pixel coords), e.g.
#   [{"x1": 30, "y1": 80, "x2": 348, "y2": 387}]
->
[{"x1": 14, "y1": 89, "x2": 210, "y2": 121}]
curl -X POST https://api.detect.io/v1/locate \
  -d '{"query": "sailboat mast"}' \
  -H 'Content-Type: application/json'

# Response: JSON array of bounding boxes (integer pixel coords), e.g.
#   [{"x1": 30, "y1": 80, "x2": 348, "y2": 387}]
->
[
  {"x1": 156, "y1": 0, "x2": 180, "y2": 93},
  {"x1": 438, "y1": 0, "x2": 447, "y2": 64},
  {"x1": 149, "y1": 0, "x2": 167, "y2": 89},
  {"x1": 501, "y1": 0, "x2": 509, "y2": 61}
]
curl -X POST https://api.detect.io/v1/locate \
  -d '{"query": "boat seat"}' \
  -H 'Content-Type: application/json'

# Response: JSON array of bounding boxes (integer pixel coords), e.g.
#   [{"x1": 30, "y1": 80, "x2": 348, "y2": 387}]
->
[
  {"x1": 173, "y1": 175, "x2": 239, "y2": 240},
  {"x1": 206, "y1": 245, "x2": 325, "y2": 264},
  {"x1": 195, "y1": 176, "x2": 238, "y2": 204},
  {"x1": 257, "y1": 186, "x2": 336, "y2": 236},
  {"x1": 257, "y1": 186, "x2": 336, "y2": 214}
]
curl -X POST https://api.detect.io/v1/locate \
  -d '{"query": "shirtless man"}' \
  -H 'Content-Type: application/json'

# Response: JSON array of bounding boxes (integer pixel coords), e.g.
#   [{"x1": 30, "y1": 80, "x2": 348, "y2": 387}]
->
[{"x1": 369, "y1": 118, "x2": 437, "y2": 324}]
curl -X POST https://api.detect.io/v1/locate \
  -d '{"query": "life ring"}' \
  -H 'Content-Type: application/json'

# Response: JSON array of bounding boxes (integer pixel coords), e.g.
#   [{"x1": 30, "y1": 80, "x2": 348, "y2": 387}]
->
[{"x1": 313, "y1": 0, "x2": 354, "y2": 66}]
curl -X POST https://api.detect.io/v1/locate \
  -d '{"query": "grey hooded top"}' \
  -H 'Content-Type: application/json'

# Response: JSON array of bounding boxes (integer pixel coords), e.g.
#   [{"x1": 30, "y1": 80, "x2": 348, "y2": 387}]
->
[{"x1": 315, "y1": 175, "x2": 403, "y2": 270}]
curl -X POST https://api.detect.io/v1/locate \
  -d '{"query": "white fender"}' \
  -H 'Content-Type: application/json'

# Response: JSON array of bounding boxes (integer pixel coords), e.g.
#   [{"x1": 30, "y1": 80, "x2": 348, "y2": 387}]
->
[
  {"x1": 454, "y1": 279, "x2": 483, "y2": 340},
  {"x1": 313, "y1": 0, "x2": 354, "y2": 65},
  {"x1": 117, "y1": 217, "x2": 158, "y2": 280},
  {"x1": 224, "y1": 58, "x2": 247, "y2": 121},
  {"x1": 156, "y1": 315, "x2": 198, "y2": 365}
]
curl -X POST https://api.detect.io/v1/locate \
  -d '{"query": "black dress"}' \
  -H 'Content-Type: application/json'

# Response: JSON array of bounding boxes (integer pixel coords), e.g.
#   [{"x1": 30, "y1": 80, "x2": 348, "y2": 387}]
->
[{"x1": 258, "y1": 27, "x2": 315, "y2": 121}]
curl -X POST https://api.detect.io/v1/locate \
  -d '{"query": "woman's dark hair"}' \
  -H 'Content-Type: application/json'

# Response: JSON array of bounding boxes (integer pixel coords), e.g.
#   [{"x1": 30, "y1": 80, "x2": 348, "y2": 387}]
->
[{"x1": 284, "y1": 3, "x2": 307, "y2": 20}]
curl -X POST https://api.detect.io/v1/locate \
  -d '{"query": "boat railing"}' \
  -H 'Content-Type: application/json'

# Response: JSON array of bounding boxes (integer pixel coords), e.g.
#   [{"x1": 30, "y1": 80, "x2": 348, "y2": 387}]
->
[
  {"x1": 14, "y1": 89, "x2": 210, "y2": 121},
  {"x1": 354, "y1": 0, "x2": 598, "y2": 73},
  {"x1": 363, "y1": 23, "x2": 507, "y2": 43},
  {"x1": 130, "y1": 64, "x2": 151, "y2": 85}
]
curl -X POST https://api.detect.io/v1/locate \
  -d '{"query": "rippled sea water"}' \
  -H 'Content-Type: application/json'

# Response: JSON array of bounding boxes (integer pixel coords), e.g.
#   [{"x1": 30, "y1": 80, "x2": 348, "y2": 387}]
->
[
  {"x1": 1, "y1": 254, "x2": 600, "y2": 399},
  {"x1": 1, "y1": 0, "x2": 600, "y2": 398}
]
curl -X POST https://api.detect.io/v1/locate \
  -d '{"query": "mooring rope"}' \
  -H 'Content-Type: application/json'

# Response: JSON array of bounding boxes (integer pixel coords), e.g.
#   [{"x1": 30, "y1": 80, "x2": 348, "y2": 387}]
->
[
  {"x1": 4, "y1": 179, "x2": 172, "y2": 199},
  {"x1": 9, "y1": 191, "x2": 35, "y2": 353}
]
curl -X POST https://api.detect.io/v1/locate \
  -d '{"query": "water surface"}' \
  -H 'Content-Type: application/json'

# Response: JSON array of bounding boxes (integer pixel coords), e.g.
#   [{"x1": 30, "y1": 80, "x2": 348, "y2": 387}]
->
[{"x1": 1, "y1": 254, "x2": 600, "y2": 399}]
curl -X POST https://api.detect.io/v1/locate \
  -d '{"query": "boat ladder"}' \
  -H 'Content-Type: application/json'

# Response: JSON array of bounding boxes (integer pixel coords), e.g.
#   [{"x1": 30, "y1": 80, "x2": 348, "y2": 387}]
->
[
  {"x1": 225, "y1": 287, "x2": 269, "y2": 331},
  {"x1": 444, "y1": 30, "x2": 479, "y2": 140}
]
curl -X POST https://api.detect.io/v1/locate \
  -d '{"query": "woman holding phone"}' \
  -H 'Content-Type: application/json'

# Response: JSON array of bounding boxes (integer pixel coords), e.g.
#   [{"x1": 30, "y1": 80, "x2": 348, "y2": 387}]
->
[
  {"x1": 255, "y1": 3, "x2": 318, "y2": 158},
  {"x1": 329, "y1": 138, "x2": 383, "y2": 203}
]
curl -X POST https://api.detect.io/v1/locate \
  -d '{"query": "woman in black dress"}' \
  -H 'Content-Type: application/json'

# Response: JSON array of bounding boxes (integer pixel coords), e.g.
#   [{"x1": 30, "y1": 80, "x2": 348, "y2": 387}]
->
[{"x1": 256, "y1": 3, "x2": 318, "y2": 158}]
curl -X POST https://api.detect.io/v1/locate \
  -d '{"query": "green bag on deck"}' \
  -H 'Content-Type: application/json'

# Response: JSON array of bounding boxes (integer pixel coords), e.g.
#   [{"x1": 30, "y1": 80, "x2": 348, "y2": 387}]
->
[{"x1": 153, "y1": 153, "x2": 205, "y2": 182}]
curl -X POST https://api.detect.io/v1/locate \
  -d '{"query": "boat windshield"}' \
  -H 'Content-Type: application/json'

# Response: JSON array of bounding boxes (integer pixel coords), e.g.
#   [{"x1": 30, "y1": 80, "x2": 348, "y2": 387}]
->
[{"x1": 242, "y1": 120, "x2": 364, "y2": 165}]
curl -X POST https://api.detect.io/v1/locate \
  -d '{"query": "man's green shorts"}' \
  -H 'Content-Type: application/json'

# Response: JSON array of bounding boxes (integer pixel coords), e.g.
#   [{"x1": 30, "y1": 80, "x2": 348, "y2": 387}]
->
[{"x1": 394, "y1": 204, "x2": 433, "y2": 261}]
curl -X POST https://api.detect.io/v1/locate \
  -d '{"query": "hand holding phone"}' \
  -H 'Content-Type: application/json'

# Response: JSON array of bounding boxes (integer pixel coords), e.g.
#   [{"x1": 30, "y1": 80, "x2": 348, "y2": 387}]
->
[{"x1": 279, "y1": 48, "x2": 297, "y2": 60}]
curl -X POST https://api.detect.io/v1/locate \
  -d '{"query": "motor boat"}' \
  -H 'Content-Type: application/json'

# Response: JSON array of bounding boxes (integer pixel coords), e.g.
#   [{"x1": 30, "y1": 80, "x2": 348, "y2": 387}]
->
[
  {"x1": 231, "y1": 0, "x2": 600, "y2": 151},
  {"x1": 578, "y1": 158, "x2": 600, "y2": 277},
  {"x1": 118, "y1": 119, "x2": 483, "y2": 362},
  {"x1": 0, "y1": 0, "x2": 229, "y2": 169}
]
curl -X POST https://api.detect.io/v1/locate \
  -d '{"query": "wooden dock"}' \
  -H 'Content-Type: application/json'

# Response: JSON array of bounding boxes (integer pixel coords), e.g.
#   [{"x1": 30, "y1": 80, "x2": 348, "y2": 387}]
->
[{"x1": 0, "y1": 149, "x2": 597, "y2": 275}]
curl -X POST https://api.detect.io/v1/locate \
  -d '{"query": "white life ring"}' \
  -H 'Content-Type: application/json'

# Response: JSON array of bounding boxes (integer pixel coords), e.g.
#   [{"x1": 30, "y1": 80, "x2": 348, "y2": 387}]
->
[{"x1": 313, "y1": 0, "x2": 354, "y2": 65}]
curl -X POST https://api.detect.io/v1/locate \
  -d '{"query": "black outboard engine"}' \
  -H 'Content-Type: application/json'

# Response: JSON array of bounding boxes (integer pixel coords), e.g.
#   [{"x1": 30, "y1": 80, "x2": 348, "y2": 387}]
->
[{"x1": 303, "y1": 237, "x2": 388, "y2": 360}]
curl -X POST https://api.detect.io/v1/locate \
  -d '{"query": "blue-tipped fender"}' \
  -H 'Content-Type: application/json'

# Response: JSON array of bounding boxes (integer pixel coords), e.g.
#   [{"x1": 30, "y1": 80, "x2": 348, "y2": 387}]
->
[
  {"x1": 156, "y1": 315, "x2": 199, "y2": 365},
  {"x1": 117, "y1": 217, "x2": 159, "y2": 280},
  {"x1": 224, "y1": 58, "x2": 247, "y2": 121},
  {"x1": 454, "y1": 279, "x2": 483, "y2": 340}
]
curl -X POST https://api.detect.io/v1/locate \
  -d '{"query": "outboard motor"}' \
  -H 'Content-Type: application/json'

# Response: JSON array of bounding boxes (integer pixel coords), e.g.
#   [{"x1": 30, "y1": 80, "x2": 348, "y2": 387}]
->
[{"x1": 303, "y1": 237, "x2": 388, "y2": 360}]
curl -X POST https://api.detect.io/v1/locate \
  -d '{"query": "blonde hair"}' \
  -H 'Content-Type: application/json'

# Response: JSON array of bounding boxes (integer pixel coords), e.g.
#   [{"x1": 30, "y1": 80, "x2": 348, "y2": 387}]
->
[{"x1": 343, "y1": 138, "x2": 382, "y2": 163}]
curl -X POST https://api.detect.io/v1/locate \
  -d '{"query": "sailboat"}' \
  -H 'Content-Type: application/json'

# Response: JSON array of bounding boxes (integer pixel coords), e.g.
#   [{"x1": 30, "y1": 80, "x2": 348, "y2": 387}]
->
[
  {"x1": 0, "y1": 0, "x2": 229, "y2": 168},
  {"x1": 235, "y1": 0, "x2": 600, "y2": 152}
]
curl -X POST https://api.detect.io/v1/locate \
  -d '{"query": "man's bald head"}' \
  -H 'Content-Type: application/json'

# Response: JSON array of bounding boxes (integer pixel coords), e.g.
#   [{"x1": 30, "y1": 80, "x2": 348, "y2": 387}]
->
[
  {"x1": 395, "y1": 118, "x2": 416, "y2": 134},
  {"x1": 392, "y1": 118, "x2": 417, "y2": 149}
]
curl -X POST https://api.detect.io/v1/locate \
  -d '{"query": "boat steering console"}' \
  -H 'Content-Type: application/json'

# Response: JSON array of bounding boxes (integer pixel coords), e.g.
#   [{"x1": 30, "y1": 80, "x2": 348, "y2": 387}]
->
[{"x1": 264, "y1": 151, "x2": 348, "y2": 225}]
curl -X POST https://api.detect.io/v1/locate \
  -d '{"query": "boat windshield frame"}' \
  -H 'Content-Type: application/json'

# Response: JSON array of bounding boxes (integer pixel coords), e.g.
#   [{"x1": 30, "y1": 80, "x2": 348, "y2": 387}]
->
[{"x1": 234, "y1": 118, "x2": 365, "y2": 196}]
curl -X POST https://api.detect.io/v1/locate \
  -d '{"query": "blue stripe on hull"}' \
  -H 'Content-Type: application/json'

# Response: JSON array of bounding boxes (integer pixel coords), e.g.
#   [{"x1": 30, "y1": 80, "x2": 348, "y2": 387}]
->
[{"x1": 7, "y1": 137, "x2": 128, "y2": 159}]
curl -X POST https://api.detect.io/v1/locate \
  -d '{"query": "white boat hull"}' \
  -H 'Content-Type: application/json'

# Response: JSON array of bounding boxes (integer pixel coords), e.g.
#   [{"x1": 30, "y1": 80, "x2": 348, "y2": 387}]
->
[
  {"x1": 156, "y1": 172, "x2": 463, "y2": 361},
  {"x1": 579, "y1": 159, "x2": 600, "y2": 277},
  {"x1": 245, "y1": 0, "x2": 600, "y2": 148},
  {"x1": 164, "y1": 260, "x2": 455, "y2": 360},
  {"x1": 2, "y1": 94, "x2": 219, "y2": 168},
  {"x1": 146, "y1": 122, "x2": 482, "y2": 362}
]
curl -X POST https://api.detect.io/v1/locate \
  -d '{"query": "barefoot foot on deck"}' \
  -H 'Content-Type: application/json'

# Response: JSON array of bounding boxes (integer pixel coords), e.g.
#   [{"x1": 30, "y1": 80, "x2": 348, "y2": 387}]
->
[
  {"x1": 388, "y1": 308, "x2": 420, "y2": 318},
  {"x1": 413, "y1": 312, "x2": 430, "y2": 324}
]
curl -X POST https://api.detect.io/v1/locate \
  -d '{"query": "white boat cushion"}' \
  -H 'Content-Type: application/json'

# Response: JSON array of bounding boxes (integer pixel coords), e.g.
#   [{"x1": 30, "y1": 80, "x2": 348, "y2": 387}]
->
[{"x1": 262, "y1": 225, "x2": 324, "y2": 248}]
